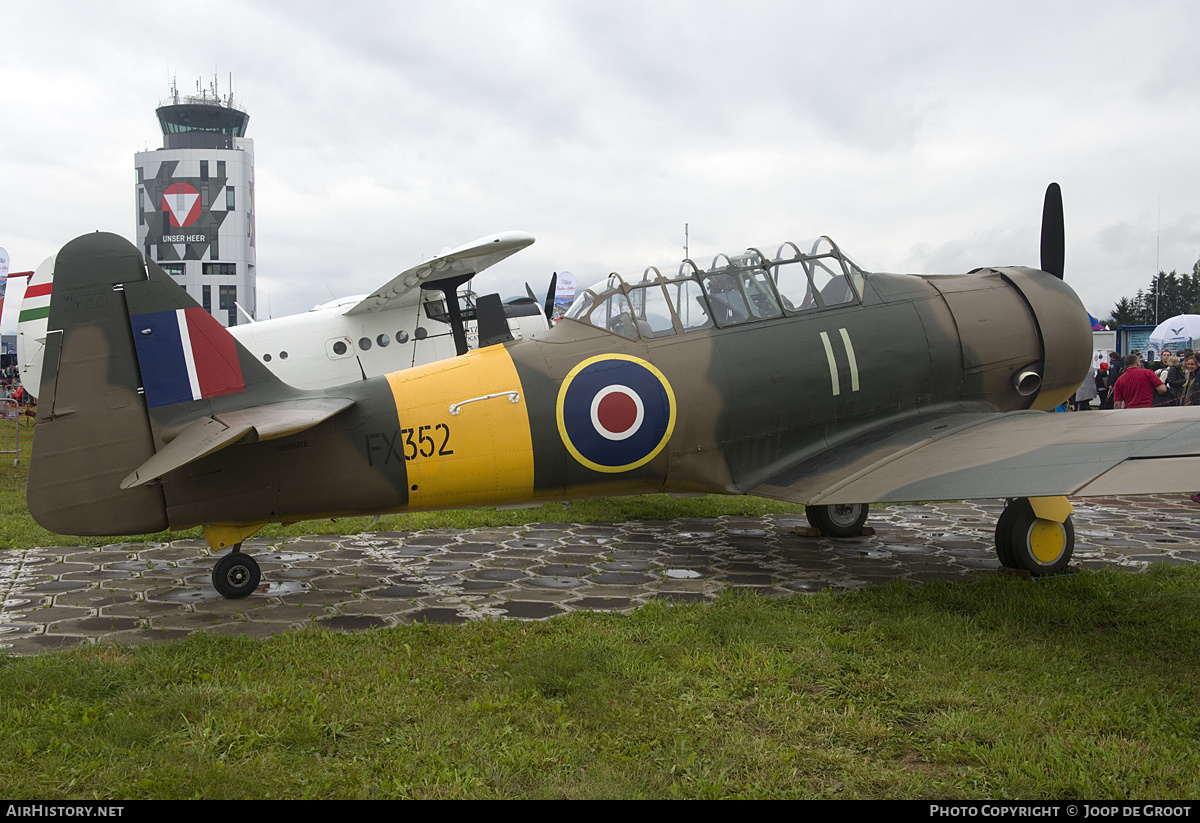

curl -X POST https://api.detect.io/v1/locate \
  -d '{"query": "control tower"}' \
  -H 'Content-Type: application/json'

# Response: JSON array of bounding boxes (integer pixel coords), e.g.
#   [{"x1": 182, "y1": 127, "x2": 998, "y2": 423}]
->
[{"x1": 135, "y1": 76, "x2": 255, "y2": 326}]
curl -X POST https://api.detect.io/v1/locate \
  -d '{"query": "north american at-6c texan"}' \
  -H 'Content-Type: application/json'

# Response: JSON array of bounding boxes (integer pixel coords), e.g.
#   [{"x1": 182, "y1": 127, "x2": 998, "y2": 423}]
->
[{"x1": 28, "y1": 185, "x2": 1200, "y2": 597}]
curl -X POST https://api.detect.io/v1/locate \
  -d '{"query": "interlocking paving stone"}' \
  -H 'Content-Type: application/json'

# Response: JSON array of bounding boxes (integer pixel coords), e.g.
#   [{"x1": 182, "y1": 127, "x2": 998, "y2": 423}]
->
[{"x1": 5, "y1": 494, "x2": 1200, "y2": 654}]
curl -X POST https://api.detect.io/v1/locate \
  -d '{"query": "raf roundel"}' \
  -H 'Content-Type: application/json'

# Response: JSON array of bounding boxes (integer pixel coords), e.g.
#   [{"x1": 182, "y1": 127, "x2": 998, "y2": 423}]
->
[{"x1": 556, "y1": 355, "x2": 677, "y2": 473}]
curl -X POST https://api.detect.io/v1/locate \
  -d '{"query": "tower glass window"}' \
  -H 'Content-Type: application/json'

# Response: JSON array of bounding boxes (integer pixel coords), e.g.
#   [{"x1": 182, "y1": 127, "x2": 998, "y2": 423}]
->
[{"x1": 219, "y1": 285, "x2": 237, "y2": 327}]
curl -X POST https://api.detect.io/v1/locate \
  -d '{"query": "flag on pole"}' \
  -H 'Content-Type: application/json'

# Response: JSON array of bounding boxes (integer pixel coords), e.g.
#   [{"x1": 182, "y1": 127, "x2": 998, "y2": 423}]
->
[{"x1": 0, "y1": 248, "x2": 10, "y2": 322}]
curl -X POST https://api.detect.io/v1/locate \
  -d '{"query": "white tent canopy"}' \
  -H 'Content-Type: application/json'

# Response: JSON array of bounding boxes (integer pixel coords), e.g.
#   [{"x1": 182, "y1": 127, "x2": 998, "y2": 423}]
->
[{"x1": 1148, "y1": 315, "x2": 1200, "y2": 353}]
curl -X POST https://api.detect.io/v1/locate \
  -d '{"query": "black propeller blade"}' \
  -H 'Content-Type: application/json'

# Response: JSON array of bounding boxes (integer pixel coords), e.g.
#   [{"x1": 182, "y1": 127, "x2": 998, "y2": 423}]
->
[
  {"x1": 522, "y1": 273, "x2": 560, "y2": 320},
  {"x1": 1040, "y1": 182, "x2": 1065, "y2": 279},
  {"x1": 544, "y1": 271, "x2": 559, "y2": 321}
]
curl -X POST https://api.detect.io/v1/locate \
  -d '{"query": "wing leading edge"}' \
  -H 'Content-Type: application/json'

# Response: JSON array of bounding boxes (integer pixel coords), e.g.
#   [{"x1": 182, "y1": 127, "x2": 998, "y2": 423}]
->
[
  {"x1": 751, "y1": 407, "x2": 1200, "y2": 505},
  {"x1": 345, "y1": 231, "x2": 535, "y2": 316}
]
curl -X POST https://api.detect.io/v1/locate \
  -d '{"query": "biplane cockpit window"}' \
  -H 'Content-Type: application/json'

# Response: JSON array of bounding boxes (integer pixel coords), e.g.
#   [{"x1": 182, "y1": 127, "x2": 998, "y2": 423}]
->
[{"x1": 424, "y1": 291, "x2": 478, "y2": 324}]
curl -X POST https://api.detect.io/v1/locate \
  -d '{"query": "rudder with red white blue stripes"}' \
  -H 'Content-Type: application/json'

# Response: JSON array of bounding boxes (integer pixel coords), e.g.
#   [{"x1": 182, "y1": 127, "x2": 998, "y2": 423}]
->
[{"x1": 130, "y1": 307, "x2": 246, "y2": 407}]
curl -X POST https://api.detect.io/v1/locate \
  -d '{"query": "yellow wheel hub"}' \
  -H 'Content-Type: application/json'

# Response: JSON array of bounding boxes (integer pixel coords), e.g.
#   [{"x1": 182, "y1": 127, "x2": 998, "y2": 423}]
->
[{"x1": 1027, "y1": 519, "x2": 1067, "y2": 565}]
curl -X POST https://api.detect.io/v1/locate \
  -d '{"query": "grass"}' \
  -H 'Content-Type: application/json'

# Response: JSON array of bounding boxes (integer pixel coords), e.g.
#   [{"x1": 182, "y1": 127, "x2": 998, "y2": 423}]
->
[
  {"x1": 2, "y1": 570, "x2": 1200, "y2": 798},
  {"x1": 3, "y1": 416, "x2": 1200, "y2": 798}
]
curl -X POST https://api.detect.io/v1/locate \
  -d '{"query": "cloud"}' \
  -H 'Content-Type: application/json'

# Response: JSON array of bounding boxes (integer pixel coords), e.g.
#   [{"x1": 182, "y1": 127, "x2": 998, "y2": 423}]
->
[{"x1": 3, "y1": 0, "x2": 1200, "y2": 326}]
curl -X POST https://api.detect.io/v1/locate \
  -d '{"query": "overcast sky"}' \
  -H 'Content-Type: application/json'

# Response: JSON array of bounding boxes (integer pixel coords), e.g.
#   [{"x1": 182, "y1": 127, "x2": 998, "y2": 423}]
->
[{"x1": 3, "y1": 0, "x2": 1199, "y2": 329}]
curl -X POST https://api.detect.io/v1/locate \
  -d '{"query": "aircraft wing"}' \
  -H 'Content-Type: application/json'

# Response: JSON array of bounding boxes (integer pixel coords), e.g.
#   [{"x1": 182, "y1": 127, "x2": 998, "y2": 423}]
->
[
  {"x1": 344, "y1": 231, "x2": 535, "y2": 317},
  {"x1": 751, "y1": 407, "x2": 1200, "y2": 505}
]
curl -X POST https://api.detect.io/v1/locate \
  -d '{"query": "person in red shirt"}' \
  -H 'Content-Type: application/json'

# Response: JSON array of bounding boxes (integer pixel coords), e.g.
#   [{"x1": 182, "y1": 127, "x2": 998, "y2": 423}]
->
[{"x1": 1112, "y1": 354, "x2": 1168, "y2": 409}]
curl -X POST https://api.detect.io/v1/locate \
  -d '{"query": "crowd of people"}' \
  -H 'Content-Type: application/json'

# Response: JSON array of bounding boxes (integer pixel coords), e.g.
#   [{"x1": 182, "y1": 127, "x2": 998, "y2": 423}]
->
[
  {"x1": 0, "y1": 365, "x2": 29, "y2": 407},
  {"x1": 1074, "y1": 347, "x2": 1200, "y2": 410}
]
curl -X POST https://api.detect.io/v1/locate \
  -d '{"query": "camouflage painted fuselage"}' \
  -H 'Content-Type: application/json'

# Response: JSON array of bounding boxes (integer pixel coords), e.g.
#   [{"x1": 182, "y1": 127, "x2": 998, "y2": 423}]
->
[{"x1": 27, "y1": 233, "x2": 1091, "y2": 537}]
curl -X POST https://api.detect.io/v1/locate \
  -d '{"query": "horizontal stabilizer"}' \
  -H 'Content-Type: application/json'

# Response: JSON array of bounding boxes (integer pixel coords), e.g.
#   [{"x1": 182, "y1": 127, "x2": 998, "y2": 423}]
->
[
  {"x1": 213, "y1": 397, "x2": 355, "y2": 440},
  {"x1": 121, "y1": 397, "x2": 354, "y2": 489}
]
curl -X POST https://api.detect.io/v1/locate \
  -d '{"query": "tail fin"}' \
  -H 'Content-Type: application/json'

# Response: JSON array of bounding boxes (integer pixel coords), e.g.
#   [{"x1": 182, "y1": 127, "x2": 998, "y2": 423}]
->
[{"x1": 27, "y1": 232, "x2": 305, "y2": 536}]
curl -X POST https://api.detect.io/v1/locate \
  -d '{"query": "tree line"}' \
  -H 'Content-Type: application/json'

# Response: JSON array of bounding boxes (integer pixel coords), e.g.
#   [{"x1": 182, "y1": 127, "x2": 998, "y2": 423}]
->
[{"x1": 1107, "y1": 257, "x2": 1200, "y2": 327}]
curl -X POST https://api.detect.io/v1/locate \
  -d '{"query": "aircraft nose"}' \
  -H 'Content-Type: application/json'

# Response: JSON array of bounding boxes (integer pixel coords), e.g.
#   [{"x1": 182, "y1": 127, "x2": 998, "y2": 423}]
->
[{"x1": 999, "y1": 267, "x2": 1092, "y2": 410}]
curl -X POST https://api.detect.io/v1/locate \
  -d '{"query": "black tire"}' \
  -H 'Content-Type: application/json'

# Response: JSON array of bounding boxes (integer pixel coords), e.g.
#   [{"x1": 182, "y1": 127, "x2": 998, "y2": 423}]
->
[
  {"x1": 994, "y1": 499, "x2": 1020, "y2": 568},
  {"x1": 212, "y1": 551, "x2": 261, "y2": 599},
  {"x1": 996, "y1": 497, "x2": 1074, "y2": 576},
  {"x1": 805, "y1": 503, "x2": 869, "y2": 537}
]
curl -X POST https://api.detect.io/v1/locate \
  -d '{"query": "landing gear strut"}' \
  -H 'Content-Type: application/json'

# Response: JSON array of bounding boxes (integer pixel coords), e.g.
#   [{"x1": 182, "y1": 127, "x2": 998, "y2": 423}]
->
[
  {"x1": 203, "y1": 523, "x2": 268, "y2": 599},
  {"x1": 805, "y1": 503, "x2": 869, "y2": 537},
  {"x1": 994, "y1": 497, "x2": 1074, "y2": 575},
  {"x1": 212, "y1": 544, "x2": 261, "y2": 599}
]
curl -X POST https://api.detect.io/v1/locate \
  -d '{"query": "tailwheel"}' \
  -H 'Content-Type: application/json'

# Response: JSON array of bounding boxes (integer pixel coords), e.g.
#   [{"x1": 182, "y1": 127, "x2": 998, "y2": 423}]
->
[
  {"x1": 994, "y1": 497, "x2": 1074, "y2": 576},
  {"x1": 805, "y1": 503, "x2": 869, "y2": 537},
  {"x1": 212, "y1": 545, "x2": 261, "y2": 599}
]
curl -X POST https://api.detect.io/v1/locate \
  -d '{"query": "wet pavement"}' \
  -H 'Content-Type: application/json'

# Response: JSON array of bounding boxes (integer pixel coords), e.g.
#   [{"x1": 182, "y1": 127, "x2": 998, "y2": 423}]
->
[{"x1": 4, "y1": 494, "x2": 1200, "y2": 655}]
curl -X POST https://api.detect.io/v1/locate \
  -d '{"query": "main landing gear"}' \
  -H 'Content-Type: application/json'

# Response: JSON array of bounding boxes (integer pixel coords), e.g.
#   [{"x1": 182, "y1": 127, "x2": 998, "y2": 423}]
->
[
  {"x1": 805, "y1": 497, "x2": 1074, "y2": 576},
  {"x1": 994, "y1": 496, "x2": 1074, "y2": 576},
  {"x1": 203, "y1": 523, "x2": 268, "y2": 599},
  {"x1": 805, "y1": 503, "x2": 870, "y2": 537}
]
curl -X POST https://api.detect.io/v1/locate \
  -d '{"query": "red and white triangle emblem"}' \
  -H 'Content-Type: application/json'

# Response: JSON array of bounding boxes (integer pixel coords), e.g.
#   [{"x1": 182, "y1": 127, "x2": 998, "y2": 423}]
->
[{"x1": 162, "y1": 182, "x2": 202, "y2": 228}]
